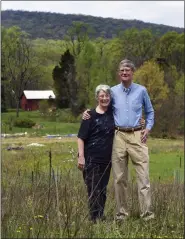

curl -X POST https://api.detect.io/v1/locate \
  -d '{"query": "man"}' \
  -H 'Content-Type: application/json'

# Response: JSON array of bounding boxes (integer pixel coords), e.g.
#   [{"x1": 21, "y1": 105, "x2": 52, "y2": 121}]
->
[
  {"x1": 83, "y1": 59, "x2": 154, "y2": 222},
  {"x1": 111, "y1": 59, "x2": 154, "y2": 222}
]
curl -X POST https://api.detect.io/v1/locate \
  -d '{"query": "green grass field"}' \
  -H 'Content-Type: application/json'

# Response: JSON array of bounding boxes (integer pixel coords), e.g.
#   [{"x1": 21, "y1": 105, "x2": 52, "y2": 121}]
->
[
  {"x1": 2, "y1": 137, "x2": 184, "y2": 182},
  {"x1": 1, "y1": 111, "x2": 184, "y2": 238},
  {"x1": 1, "y1": 110, "x2": 80, "y2": 135}
]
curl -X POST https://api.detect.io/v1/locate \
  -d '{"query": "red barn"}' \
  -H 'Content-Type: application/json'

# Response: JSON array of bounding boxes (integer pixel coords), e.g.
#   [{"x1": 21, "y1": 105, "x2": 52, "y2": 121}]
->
[{"x1": 21, "y1": 90, "x2": 56, "y2": 111}]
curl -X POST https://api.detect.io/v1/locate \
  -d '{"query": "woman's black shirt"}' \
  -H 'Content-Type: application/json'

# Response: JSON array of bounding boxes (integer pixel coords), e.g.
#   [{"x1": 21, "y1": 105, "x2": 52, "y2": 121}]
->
[{"x1": 78, "y1": 108, "x2": 115, "y2": 165}]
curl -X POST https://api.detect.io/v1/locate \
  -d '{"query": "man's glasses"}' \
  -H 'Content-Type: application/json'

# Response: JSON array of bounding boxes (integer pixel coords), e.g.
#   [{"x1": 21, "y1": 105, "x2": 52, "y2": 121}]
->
[{"x1": 119, "y1": 68, "x2": 131, "y2": 73}]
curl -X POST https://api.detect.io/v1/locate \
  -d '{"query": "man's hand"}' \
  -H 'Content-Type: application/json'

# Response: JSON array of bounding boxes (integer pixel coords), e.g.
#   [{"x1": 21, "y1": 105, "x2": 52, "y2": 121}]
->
[
  {"x1": 78, "y1": 156, "x2": 85, "y2": 171},
  {"x1": 141, "y1": 129, "x2": 150, "y2": 143},
  {"x1": 82, "y1": 109, "x2": 91, "y2": 120}
]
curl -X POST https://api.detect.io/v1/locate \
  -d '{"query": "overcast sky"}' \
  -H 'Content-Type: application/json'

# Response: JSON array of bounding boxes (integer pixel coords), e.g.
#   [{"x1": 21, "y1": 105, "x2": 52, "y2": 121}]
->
[{"x1": 1, "y1": 1, "x2": 184, "y2": 28}]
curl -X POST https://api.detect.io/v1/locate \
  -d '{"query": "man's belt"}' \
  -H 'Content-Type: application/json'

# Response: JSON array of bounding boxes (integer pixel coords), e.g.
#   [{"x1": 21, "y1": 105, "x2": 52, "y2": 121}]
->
[{"x1": 115, "y1": 126, "x2": 142, "y2": 132}]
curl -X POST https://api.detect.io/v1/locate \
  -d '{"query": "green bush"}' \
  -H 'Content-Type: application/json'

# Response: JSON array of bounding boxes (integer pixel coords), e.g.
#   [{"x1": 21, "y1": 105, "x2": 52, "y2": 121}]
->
[
  {"x1": 14, "y1": 118, "x2": 36, "y2": 128},
  {"x1": 39, "y1": 100, "x2": 50, "y2": 114},
  {"x1": 56, "y1": 108, "x2": 82, "y2": 123}
]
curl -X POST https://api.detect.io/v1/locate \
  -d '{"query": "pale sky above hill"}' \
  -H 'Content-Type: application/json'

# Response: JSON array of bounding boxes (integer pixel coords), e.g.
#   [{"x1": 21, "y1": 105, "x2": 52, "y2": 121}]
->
[{"x1": 1, "y1": 1, "x2": 184, "y2": 28}]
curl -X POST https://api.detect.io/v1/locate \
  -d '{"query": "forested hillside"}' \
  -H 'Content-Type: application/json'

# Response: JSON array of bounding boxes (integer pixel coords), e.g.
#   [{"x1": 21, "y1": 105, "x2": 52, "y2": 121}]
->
[
  {"x1": 1, "y1": 10, "x2": 184, "y2": 40},
  {"x1": 1, "y1": 9, "x2": 184, "y2": 137}
]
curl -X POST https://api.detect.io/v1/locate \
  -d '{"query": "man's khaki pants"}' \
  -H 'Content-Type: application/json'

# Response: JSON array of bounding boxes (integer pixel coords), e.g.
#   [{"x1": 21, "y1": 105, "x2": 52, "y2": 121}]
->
[{"x1": 112, "y1": 130, "x2": 153, "y2": 219}]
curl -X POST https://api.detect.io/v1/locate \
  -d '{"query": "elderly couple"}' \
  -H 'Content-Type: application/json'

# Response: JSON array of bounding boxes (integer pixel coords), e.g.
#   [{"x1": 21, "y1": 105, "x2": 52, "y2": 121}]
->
[{"x1": 77, "y1": 59, "x2": 155, "y2": 223}]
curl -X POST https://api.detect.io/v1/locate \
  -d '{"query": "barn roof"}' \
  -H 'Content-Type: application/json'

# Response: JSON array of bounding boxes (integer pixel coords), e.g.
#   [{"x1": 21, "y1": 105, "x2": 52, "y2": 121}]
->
[{"x1": 23, "y1": 90, "x2": 56, "y2": 100}]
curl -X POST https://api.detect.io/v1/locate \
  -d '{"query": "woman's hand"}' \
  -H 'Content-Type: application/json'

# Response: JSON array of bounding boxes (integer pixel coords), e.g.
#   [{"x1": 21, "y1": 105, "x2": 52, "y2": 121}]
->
[
  {"x1": 82, "y1": 109, "x2": 91, "y2": 120},
  {"x1": 78, "y1": 155, "x2": 85, "y2": 171}
]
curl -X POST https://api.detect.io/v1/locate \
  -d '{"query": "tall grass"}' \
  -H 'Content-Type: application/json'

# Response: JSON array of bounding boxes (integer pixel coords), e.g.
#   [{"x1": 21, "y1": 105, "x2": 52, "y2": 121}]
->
[{"x1": 2, "y1": 139, "x2": 184, "y2": 238}]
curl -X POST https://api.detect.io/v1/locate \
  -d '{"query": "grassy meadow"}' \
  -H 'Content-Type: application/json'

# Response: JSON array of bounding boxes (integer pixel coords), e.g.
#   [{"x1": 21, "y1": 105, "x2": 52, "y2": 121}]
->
[
  {"x1": 1, "y1": 110, "x2": 80, "y2": 136},
  {"x1": 1, "y1": 110, "x2": 184, "y2": 238}
]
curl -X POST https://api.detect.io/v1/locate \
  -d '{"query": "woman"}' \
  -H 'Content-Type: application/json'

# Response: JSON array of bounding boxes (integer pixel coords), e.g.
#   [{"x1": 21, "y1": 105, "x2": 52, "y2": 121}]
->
[{"x1": 77, "y1": 84, "x2": 115, "y2": 223}]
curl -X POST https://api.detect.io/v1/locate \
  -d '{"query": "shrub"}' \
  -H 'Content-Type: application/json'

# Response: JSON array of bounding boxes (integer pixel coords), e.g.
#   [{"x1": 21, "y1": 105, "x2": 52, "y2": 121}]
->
[
  {"x1": 56, "y1": 108, "x2": 81, "y2": 123},
  {"x1": 39, "y1": 100, "x2": 50, "y2": 114},
  {"x1": 14, "y1": 118, "x2": 36, "y2": 128}
]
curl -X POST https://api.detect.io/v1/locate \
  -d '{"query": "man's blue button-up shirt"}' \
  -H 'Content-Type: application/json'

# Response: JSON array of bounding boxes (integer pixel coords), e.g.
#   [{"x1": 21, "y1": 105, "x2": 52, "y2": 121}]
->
[{"x1": 111, "y1": 83, "x2": 154, "y2": 130}]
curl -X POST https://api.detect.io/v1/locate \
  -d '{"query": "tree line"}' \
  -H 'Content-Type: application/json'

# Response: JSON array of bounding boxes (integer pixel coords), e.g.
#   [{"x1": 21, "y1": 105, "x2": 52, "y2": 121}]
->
[
  {"x1": 2, "y1": 10, "x2": 184, "y2": 40},
  {"x1": 1, "y1": 22, "x2": 184, "y2": 137}
]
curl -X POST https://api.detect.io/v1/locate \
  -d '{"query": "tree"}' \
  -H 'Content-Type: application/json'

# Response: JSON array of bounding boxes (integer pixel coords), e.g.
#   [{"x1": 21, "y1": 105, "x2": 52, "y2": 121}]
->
[
  {"x1": 153, "y1": 71, "x2": 184, "y2": 137},
  {"x1": 2, "y1": 26, "x2": 42, "y2": 117},
  {"x1": 63, "y1": 22, "x2": 97, "y2": 108},
  {"x1": 118, "y1": 28, "x2": 157, "y2": 67},
  {"x1": 1, "y1": 62, "x2": 7, "y2": 112},
  {"x1": 75, "y1": 41, "x2": 98, "y2": 106},
  {"x1": 155, "y1": 31, "x2": 184, "y2": 73},
  {"x1": 94, "y1": 38, "x2": 113, "y2": 85},
  {"x1": 64, "y1": 21, "x2": 94, "y2": 58},
  {"x1": 52, "y1": 50, "x2": 71, "y2": 108},
  {"x1": 134, "y1": 60, "x2": 169, "y2": 110},
  {"x1": 174, "y1": 73, "x2": 184, "y2": 134},
  {"x1": 53, "y1": 49, "x2": 83, "y2": 115}
]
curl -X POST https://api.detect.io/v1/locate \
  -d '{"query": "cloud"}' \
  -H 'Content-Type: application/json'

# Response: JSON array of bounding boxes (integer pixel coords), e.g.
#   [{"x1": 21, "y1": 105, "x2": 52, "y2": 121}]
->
[{"x1": 1, "y1": 1, "x2": 184, "y2": 28}]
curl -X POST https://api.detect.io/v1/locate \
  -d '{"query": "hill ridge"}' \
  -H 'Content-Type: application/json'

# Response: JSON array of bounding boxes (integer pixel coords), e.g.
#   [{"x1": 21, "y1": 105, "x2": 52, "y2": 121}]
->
[{"x1": 2, "y1": 10, "x2": 184, "y2": 40}]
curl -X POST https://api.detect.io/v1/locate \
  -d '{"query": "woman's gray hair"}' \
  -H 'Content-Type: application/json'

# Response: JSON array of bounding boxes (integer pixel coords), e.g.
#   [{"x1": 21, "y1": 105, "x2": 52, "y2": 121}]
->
[{"x1": 95, "y1": 84, "x2": 111, "y2": 99}]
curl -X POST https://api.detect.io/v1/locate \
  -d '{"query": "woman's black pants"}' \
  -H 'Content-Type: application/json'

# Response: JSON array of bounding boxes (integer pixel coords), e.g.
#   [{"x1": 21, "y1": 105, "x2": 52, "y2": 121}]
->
[{"x1": 83, "y1": 162, "x2": 111, "y2": 221}]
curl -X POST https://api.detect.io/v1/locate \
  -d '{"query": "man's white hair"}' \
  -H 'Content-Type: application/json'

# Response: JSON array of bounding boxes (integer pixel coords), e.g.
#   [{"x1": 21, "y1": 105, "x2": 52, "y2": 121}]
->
[
  {"x1": 119, "y1": 59, "x2": 136, "y2": 71},
  {"x1": 95, "y1": 84, "x2": 111, "y2": 99}
]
